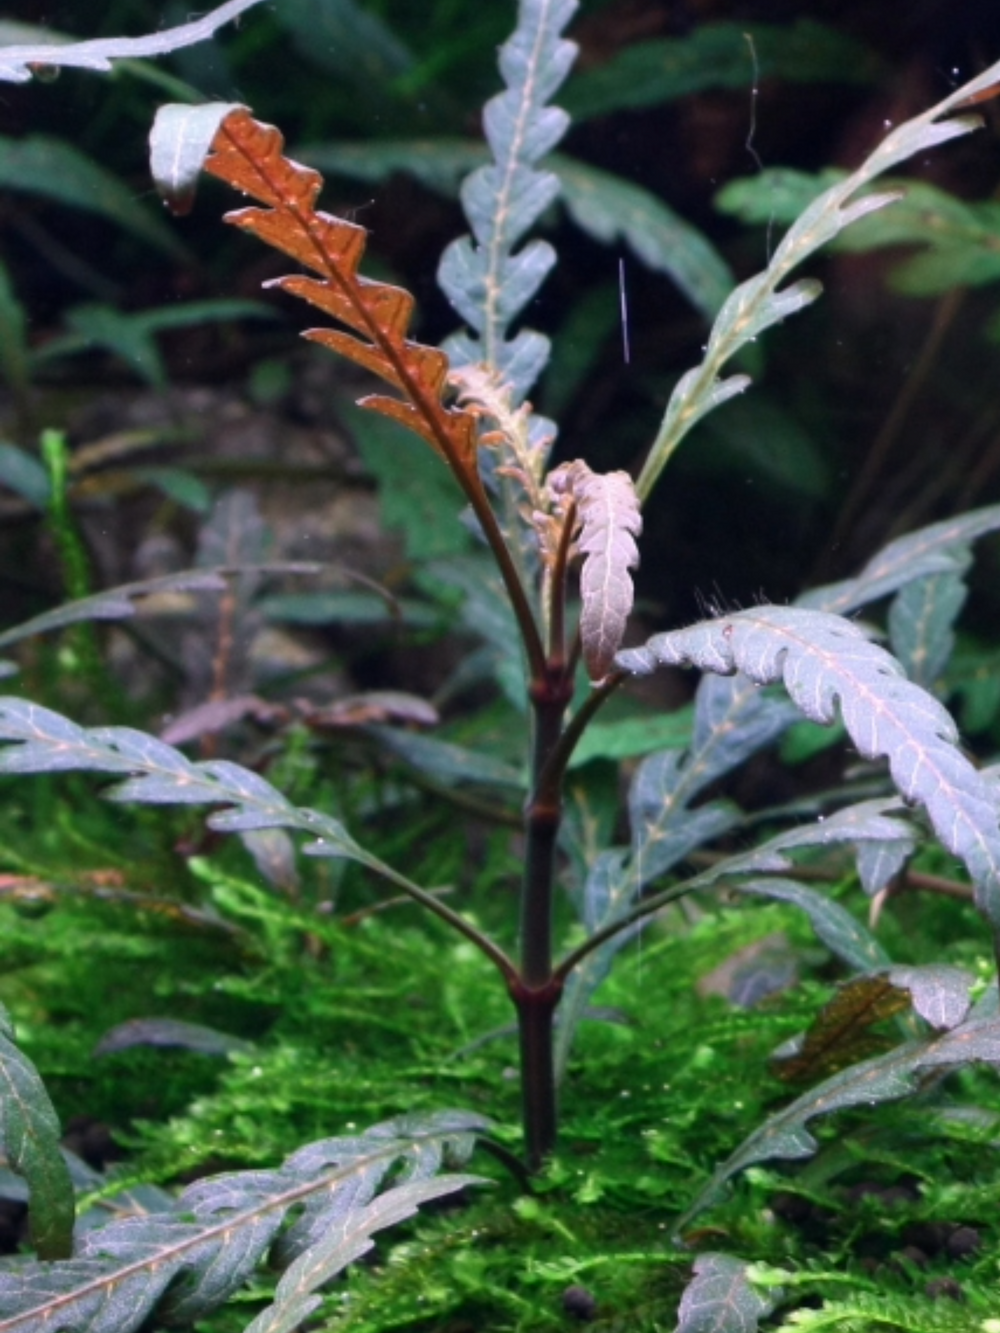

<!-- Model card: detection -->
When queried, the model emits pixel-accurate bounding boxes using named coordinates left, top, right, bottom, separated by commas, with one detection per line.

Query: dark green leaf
left=563, top=20, right=880, bottom=121
left=0, top=1003, right=74, bottom=1260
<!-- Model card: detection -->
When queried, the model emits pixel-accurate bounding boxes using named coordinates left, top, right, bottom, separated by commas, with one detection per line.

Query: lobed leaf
left=200, top=109, right=484, bottom=494
left=800, top=502, right=1000, bottom=615
left=723, top=878, right=893, bottom=978
left=0, top=1111, right=486, bottom=1333
left=439, top=0, right=578, bottom=402
left=301, top=139, right=732, bottom=322
left=553, top=461, right=642, bottom=681
left=618, top=606, right=1000, bottom=927
left=0, top=0, right=267, bottom=82
left=675, top=1012, right=1000, bottom=1234
left=635, top=48, right=1000, bottom=500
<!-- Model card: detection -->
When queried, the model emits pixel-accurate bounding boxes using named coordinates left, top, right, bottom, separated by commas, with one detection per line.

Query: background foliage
left=4, top=2, right=1000, bottom=1330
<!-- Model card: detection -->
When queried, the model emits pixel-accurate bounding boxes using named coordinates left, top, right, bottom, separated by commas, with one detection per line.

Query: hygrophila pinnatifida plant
left=5, top=3, right=1000, bottom=1330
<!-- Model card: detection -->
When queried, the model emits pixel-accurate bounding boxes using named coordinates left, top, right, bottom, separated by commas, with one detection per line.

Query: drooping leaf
left=674, top=1251, right=775, bottom=1333
left=618, top=605, right=1000, bottom=927
left=0, top=1003, right=75, bottom=1260
left=149, top=102, right=243, bottom=215
left=563, top=19, right=880, bottom=121
left=801, top=503, right=1000, bottom=615
left=551, top=461, right=642, bottom=681
left=0, top=1110, right=485, bottom=1333
left=675, top=1012, right=1000, bottom=1234
left=201, top=109, right=484, bottom=496
left=0, top=0, right=268, bottom=83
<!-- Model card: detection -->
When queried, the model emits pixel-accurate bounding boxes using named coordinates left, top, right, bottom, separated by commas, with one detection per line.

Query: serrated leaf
left=636, top=49, right=1000, bottom=500
left=439, top=0, right=577, bottom=403
left=618, top=605, right=1000, bottom=927
left=0, top=1003, right=75, bottom=1260
left=0, top=0, right=268, bottom=83
left=204, top=109, right=484, bottom=492
left=554, top=461, right=642, bottom=680
left=802, top=502, right=1000, bottom=614
left=676, top=1013, right=1000, bottom=1234
left=0, top=1110, right=486, bottom=1333
left=675, top=1252, right=774, bottom=1333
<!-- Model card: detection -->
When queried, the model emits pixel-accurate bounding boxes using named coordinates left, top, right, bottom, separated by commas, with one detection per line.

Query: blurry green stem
left=41, top=429, right=107, bottom=701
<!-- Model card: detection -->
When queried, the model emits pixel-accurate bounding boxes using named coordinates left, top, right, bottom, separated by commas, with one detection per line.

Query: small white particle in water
left=883, top=119, right=892, bottom=128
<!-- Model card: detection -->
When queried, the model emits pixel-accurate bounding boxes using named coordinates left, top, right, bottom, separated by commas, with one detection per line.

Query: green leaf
left=553, top=153, right=732, bottom=320
left=0, top=136, right=184, bottom=256
left=563, top=19, right=881, bottom=121
left=888, top=567, right=969, bottom=689
left=0, top=1002, right=75, bottom=1260
left=675, top=1012, right=1000, bottom=1234
left=0, top=442, right=49, bottom=508
left=350, top=411, right=471, bottom=561
left=0, top=259, right=28, bottom=402
left=0, top=1110, right=485, bottom=1333
left=568, top=706, right=693, bottom=767
left=274, top=0, right=416, bottom=88
left=38, top=300, right=276, bottom=387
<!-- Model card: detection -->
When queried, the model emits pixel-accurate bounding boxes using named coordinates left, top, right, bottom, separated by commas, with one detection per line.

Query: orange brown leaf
left=203, top=108, right=483, bottom=492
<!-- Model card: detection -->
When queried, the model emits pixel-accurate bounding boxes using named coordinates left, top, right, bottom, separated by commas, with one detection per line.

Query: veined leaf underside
left=0, top=1111, right=486, bottom=1333
left=617, top=605, right=1000, bottom=927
